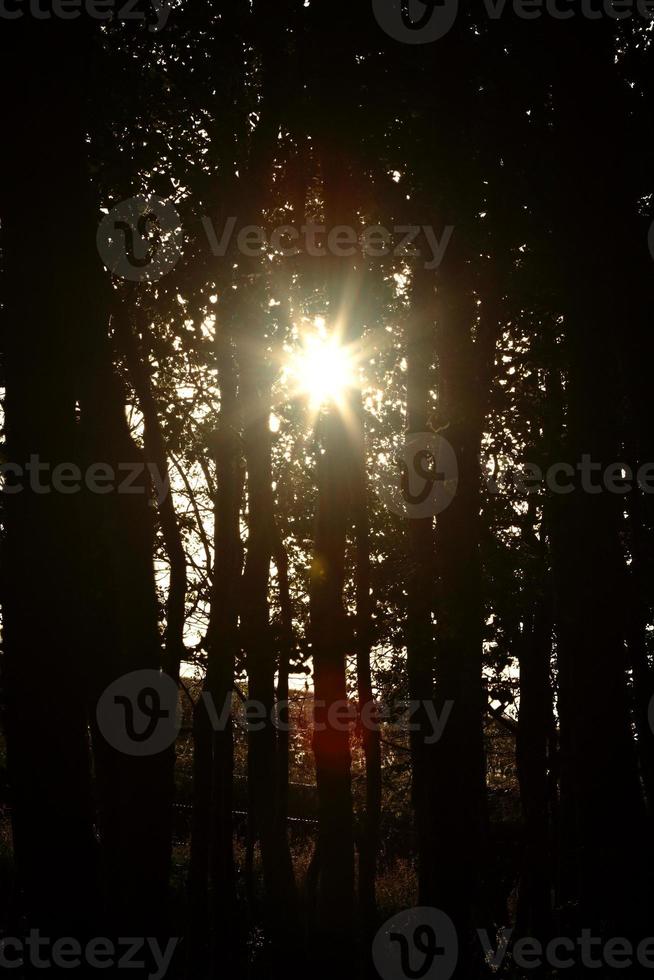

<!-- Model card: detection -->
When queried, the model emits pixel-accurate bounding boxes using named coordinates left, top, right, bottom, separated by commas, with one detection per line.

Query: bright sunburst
left=285, top=319, right=357, bottom=411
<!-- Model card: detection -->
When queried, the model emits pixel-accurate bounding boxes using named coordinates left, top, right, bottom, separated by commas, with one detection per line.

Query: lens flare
left=286, top=324, right=356, bottom=410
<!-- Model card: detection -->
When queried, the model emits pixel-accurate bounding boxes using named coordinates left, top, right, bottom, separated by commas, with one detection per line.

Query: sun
left=285, top=320, right=357, bottom=411
left=295, top=336, right=355, bottom=409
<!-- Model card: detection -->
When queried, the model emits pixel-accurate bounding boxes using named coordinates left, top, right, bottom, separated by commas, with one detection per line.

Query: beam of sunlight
left=282, top=317, right=358, bottom=414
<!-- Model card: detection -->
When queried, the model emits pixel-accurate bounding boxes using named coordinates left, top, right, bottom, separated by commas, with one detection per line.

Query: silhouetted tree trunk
left=404, top=270, right=437, bottom=904
left=304, top=116, right=362, bottom=966
left=3, top=26, right=173, bottom=943
left=239, top=300, right=298, bottom=949
left=1, top=31, right=100, bottom=937
left=625, top=488, right=654, bottom=814
left=515, top=560, right=554, bottom=944
left=429, top=252, right=495, bottom=973
left=114, top=305, right=187, bottom=685
left=542, top=20, right=651, bottom=941
left=352, top=394, right=382, bottom=944
left=309, top=405, right=355, bottom=966
left=273, top=534, right=294, bottom=826
left=82, top=354, right=172, bottom=938
left=112, top=303, right=187, bottom=932
left=188, top=322, right=242, bottom=978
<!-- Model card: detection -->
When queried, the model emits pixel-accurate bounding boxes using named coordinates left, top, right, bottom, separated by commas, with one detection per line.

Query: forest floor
left=0, top=718, right=521, bottom=977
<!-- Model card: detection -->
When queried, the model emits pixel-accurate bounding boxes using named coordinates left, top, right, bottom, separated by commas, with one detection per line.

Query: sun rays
left=281, top=317, right=360, bottom=417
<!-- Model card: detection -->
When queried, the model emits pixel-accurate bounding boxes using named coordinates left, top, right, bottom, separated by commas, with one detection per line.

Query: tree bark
left=352, top=396, right=382, bottom=944
left=404, top=270, right=438, bottom=905
left=309, top=407, right=355, bottom=966
left=515, top=568, right=555, bottom=944
left=239, top=308, right=298, bottom=946
left=2, top=25, right=173, bottom=942
left=188, top=322, right=242, bottom=978
left=429, top=253, right=495, bottom=973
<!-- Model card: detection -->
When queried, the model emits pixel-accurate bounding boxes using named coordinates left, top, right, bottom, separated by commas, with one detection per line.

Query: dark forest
left=2, top=2, right=654, bottom=978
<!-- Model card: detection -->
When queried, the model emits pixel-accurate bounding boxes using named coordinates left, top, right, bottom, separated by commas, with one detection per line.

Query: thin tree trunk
left=273, top=535, right=294, bottom=826
left=111, top=303, right=188, bottom=940
left=625, top=487, right=654, bottom=815
left=208, top=332, right=243, bottom=977
left=309, top=406, right=355, bottom=966
left=239, top=319, right=298, bottom=944
left=429, top=255, right=495, bottom=974
left=188, top=323, right=242, bottom=978
left=404, top=270, right=437, bottom=904
left=515, top=583, right=555, bottom=943
left=306, top=144, right=363, bottom=970
left=113, top=305, right=187, bottom=685
left=352, top=396, right=382, bottom=946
